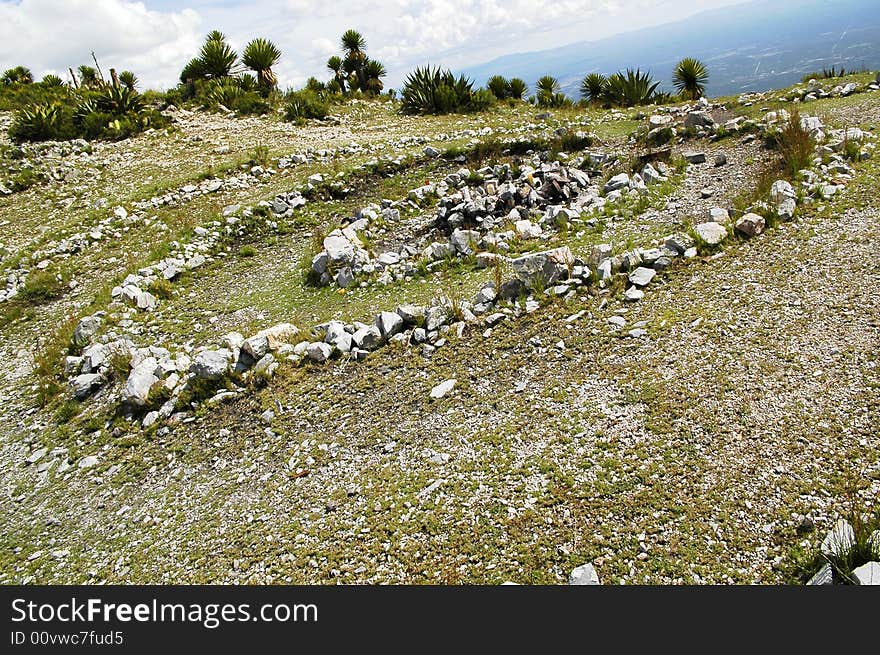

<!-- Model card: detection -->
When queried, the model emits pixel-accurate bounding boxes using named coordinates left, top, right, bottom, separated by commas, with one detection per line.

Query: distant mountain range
left=460, top=0, right=880, bottom=98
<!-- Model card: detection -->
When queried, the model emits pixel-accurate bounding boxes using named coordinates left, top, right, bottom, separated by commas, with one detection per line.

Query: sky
left=0, top=0, right=752, bottom=90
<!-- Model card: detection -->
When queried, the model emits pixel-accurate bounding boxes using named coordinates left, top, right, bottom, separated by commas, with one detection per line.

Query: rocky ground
left=0, top=74, right=878, bottom=584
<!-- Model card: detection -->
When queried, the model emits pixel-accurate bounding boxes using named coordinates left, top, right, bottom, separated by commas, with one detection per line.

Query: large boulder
left=375, top=311, right=404, bottom=339
left=123, top=357, right=159, bottom=407
left=70, top=373, right=104, bottom=399
left=694, top=222, right=728, bottom=246
left=510, top=247, right=574, bottom=289
left=190, top=349, right=232, bottom=380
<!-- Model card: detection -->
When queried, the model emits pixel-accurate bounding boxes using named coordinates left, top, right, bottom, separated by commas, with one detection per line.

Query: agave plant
left=199, top=36, right=238, bottom=79
left=93, top=85, right=145, bottom=115
left=40, top=74, right=65, bottom=87
left=508, top=77, right=527, bottom=99
left=118, top=70, right=138, bottom=91
left=400, top=66, right=474, bottom=115
left=202, top=78, right=245, bottom=109
left=673, top=58, right=708, bottom=100
left=9, top=102, right=60, bottom=142
left=487, top=75, right=509, bottom=99
left=2, top=66, right=34, bottom=85
left=242, top=37, right=281, bottom=92
left=580, top=72, right=606, bottom=103
left=327, top=55, right=346, bottom=93
left=602, top=69, right=659, bottom=107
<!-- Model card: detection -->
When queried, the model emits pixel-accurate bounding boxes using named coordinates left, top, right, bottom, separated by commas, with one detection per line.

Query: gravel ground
left=1, top=87, right=878, bottom=584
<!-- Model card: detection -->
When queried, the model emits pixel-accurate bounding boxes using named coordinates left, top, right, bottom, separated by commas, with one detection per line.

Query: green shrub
left=602, top=69, right=660, bottom=107
left=283, top=90, right=329, bottom=122
left=147, top=278, right=174, bottom=299
left=487, top=75, right=509, bottom=99
left=20, top=268, right=67, bottom=302
left=470, top=88, right=496, bottom=112
left=775, top=109, right=815, bottom=178
left=400, top=66, right=480, bottom=115
left=240, top=245, right=257, bottom=257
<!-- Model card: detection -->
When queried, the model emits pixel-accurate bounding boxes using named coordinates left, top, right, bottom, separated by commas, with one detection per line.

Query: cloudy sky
left=0, top=0, right=750, bottom=90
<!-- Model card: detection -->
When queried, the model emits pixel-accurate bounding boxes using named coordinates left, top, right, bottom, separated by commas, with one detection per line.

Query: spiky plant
left=40, top=74, right=65, bottom=87
left=237, top=73, right=259, bottom=92
left=118, top=70, right=138, bottom=91
left=341, top=29, right=367, bottom=57
left=508, top=77, right=527, bottom=99
left=242, top=37, right=281, bottom=92
left=180, top=58, right=204, bottom=84
left=197, top=33, right=238, bottom=79
left=487, top=75, right=509, bottom=99
left=673, top=57, right=708, bottom=100
left=9, top=102, right=61, bottom=142
left=400, top=66, right=475, bottom=115
left=77, top=65, right=101, bottom=88
left=362, top=59, right=386, bottom=95
left=2, top=66, right=34, bottom=85
left=580, top=72, right=606, bottom=103
left=536, top=75, right=560, bottom=96
left=93, top=85, right=145, bottom=115
left=602, top=69, right=659, bottom=107
left=327, top=55, right=346, bottom=93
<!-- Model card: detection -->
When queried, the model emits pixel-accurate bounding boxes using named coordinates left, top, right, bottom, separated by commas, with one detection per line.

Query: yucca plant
left=536, top=75, right=568, bottom=107
left=536, top=75, right=560, bottom=96
left=202, top=79, right=245, bottom=109
left=580, top=72, right=606, bottom=103
left=327, top=55, right=346, bottom=93
left=602, top=69, right=659, bottom=107
left=362, top=59, right=386, bottom=94
left=673, top=58, right=708, bottom=100
left=40, top=74, right=65, bottom=87
left=118, top=70, right=138, bottom=91
left=2, top=66, right=34, bottom=85
left=242, top=37, right=281, bottom=93
left=77, top=65, right=101, bottom=88
left=508, top=77, right=527, bottom=99
left=197, top=32, right=238, bottom=79
left=487, top=75, right=509, bottom=99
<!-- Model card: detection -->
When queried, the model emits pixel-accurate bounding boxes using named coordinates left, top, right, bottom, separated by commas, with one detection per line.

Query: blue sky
left=0, top=0, right=751, bottom=90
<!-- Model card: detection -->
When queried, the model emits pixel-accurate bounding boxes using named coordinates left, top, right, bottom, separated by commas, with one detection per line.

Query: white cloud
left=0, top=0, right=748, bottom=90
left=0, top=0, right=202, bottom=88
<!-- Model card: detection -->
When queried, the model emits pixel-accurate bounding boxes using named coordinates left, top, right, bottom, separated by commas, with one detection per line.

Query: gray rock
left=123, top=357, right=159, bottom=407
left=684, top=111, right=714, bottom=129
left=424, top=145, right=441, bottom=158
left=603, top=173, right=630, bottom=194
left=777, top=198, right=796, bottom=221
left=78, top=455, right=99, bottom=469
left=852, top=561, right=879, bottom=585
left=253, top=353, right=277, bottom=376
left=708, top=207, right=729, bottom=223
left=807, top=563, right=833, bottom=585
left=376, top=311, right=404, bottom=339
left=26, top=448, right=48, bottom=465
left=628, top=267, right=656, bottom=287
left=306, top=342, right=332, bottom=363
left=510, top=247, right=574, bottom=289
left=70, top=373, right=103, bottom=399
left=190, top=349, right=232, bottom=380
left=714, top=153, right=728, bottom=167
left=72, top=316, right=101, bottom=347
left=624, top=286, right=645, bottom=302
left=735, top=213, right=765, bottom=237
left=568, top=562, right=600, bottom=585
left=323, top=232, right=356, bottom=263
left=473, top=283, right=497, bottom=305
left=334, top=267, right=355, bottom=288
left=821, top=519, right=856, bottom=557
left=396, top=304, right=426, bottom=325
left=664, top=233, right=695, bottom=255
left=425, top=306, right=448, bottom=331
left=450, top=229, right=480, bottom=256
left=352, top=325, right=383, bottom=350
left=261, top=409, right=275, bottom=425
left=242, top=334, right=269, bottom=360
left=683, top=151, right=706, bottom=164
left=429, top=379, right=456, bottom=399
left=485, top=312, right=506, bottom=327
left=770, top=179, right=797, bottom=204
left=694, top=221, right=728, bottom=245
